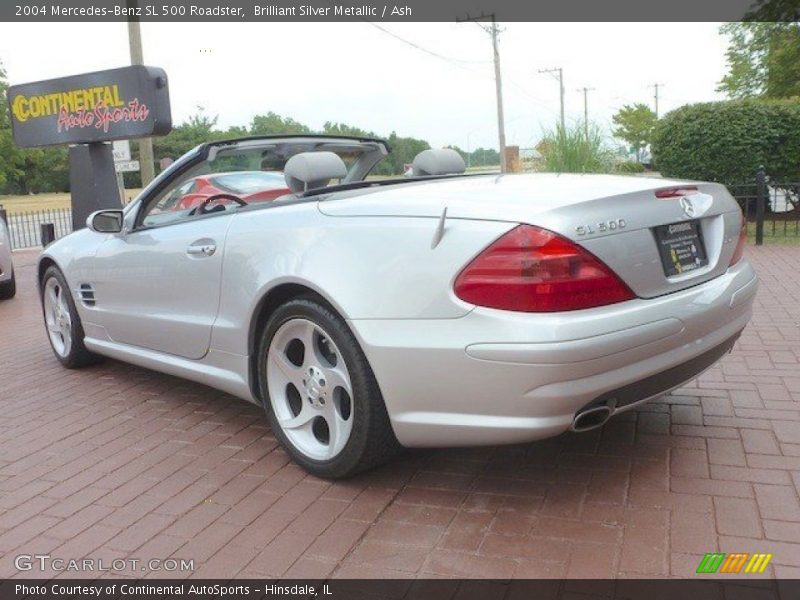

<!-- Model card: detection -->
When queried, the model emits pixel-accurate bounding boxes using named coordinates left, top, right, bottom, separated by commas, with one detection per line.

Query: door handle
left=186, top=244, right=216, bottom=256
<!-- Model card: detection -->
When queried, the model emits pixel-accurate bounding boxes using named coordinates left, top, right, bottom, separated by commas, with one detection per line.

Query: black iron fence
left=0, top=206, right=73, bottom=250
left=728, top=169, right=800, bottom=245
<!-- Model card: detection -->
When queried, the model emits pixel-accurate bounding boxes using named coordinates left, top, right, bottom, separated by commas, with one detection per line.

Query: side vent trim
left=76, top=284, right=96, bottom=307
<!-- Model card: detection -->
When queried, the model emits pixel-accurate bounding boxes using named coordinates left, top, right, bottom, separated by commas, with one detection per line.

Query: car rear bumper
left=349, top=259, right=758, bottom=447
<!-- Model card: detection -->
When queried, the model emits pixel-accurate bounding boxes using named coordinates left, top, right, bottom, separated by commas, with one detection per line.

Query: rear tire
left=41, top=266, right=101, bottom=368
left=0, top=271, right=15, bottom=300
left=257, top=298, right=401, bottom=478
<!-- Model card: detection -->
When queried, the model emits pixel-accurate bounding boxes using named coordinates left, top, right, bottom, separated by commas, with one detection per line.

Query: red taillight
left=730, top=213, right=747, bottom=266
left=454, top=225, right=636, bottom=312
left=655, top=186, right=698, bottom=198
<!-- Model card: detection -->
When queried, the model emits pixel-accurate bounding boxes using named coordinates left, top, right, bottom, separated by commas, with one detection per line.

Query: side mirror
left=87, top=210, right=124, bottom=234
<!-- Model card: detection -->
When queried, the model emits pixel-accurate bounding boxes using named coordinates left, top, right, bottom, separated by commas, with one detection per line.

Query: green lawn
left=0, top=192, right=72, bottom=214
left=747, top=221, right=800, bottom=245
left=0, top=190, right=142, bottom=214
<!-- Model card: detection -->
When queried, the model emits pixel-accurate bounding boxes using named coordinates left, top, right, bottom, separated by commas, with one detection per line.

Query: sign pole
left=116, top=171, right=126, bottom=205
left=68, top=143, right=122, bottom=230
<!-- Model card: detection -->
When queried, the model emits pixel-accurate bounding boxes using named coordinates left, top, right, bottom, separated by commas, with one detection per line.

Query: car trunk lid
left=318, top=173, right=743, bottom=299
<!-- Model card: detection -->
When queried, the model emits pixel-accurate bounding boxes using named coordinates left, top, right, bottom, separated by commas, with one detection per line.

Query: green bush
left=651, top=98, right=800, bottom=184
left=614, top=160, right=646, bottom=174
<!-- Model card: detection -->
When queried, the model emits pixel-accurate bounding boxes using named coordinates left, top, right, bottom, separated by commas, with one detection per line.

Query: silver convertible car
left=38, top=135, right=757, bottom=477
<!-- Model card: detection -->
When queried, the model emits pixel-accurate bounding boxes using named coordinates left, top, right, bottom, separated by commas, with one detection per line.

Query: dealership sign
left=7, top=65, right=171, bottom=148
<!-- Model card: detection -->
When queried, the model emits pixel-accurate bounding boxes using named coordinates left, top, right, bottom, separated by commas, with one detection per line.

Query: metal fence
left=728, top=170, right=800, bottom=245
left=0, top=207, right=73, bottom=250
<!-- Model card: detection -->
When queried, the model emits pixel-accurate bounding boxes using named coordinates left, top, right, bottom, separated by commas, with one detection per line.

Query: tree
left=8, top=147, right=69, bottom=194
left=185, top=106, right=219, bottom=135
left=746, top=0, right=800, bottom=21
left=250, top=112, right=311, bottom=136
left=152, top=107, right=225, bottom=163
left=223, top=125, right=248, bottom=138
left=0, top=61, right=10, bottom=189
left=321, top=121, right=372, bottom=138
left=468, top=147, right=500, bottom=168
left=651, top=98, right=800, bottom=186
left=0, top=59, right=8, bottom=129
left=612, top=103, right=658, bottom=162
left=0, top=59, right=26, bottom=192
left=717, top=22, right=800, bottom=99
left=382, top=132, right=428, bottom=175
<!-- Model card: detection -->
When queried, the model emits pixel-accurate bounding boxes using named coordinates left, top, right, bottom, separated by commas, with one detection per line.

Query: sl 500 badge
left=576, top=219, right=627, bottom=236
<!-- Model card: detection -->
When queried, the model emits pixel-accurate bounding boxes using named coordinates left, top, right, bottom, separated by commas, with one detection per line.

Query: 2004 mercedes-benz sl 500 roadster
left=38, top=135, right=757, bottom=477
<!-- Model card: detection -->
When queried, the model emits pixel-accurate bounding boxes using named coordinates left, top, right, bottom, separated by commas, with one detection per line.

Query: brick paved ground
left=1, top=246, right=799, bottom=580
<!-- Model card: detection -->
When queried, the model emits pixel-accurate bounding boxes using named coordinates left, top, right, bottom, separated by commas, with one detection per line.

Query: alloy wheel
left=266, top=318, right=354, bottom=460
left=43, top=277, right=72, bottom=357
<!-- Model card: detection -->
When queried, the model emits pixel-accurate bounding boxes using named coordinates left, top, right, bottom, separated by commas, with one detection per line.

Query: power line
left=503, top=77, right=561, bottom=116
left=366, top=23, right=491, bottom=67
left=366, top=22, right=564, bottom=150
left=367, top=23, right=559, bottom=115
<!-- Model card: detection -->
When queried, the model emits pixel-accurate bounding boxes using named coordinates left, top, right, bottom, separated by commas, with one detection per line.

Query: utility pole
left=127, top=0, right=155, bottom=187
left=489, top=19, right=506, bottom=173
left=578, top=86, right=594, bottom=140
left=649, top=83, right=664, bottom=118
left=457, top=13, right=507, bottom=173
left=539, top=67, right=565, bottom=131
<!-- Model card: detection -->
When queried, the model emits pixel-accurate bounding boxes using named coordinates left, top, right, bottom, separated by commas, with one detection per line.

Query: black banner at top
left=1, top=0, right=798, bottom=22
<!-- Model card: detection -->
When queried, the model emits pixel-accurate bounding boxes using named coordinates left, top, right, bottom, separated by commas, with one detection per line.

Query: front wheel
left=41, top=266, right=100, bottom=368
left=257, top=298, right=400, bottom=478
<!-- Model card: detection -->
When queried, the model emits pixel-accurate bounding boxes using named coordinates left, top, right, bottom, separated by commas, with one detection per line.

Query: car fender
left=37, top=229, right=102, bottom=317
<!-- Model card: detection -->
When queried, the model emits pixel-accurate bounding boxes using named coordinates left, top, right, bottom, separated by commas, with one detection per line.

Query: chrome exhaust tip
left=571, top=405, right=612, bottom=433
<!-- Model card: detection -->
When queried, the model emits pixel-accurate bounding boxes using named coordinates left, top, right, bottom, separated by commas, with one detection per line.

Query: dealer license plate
left=653, top=220, right=708, bottom=277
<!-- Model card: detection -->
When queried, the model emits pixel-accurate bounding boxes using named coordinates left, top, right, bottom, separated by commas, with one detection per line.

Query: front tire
left=0, top=271, right=15, bottom=299
left=41, top=266, right=100, bottom=368
left=257, top=298, right=400, bottom=478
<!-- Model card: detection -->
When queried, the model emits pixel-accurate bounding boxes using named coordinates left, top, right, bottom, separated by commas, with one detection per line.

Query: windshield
left=210, top=171, right=287, bottom=194
left=137, top=136, right=390, bottom=229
